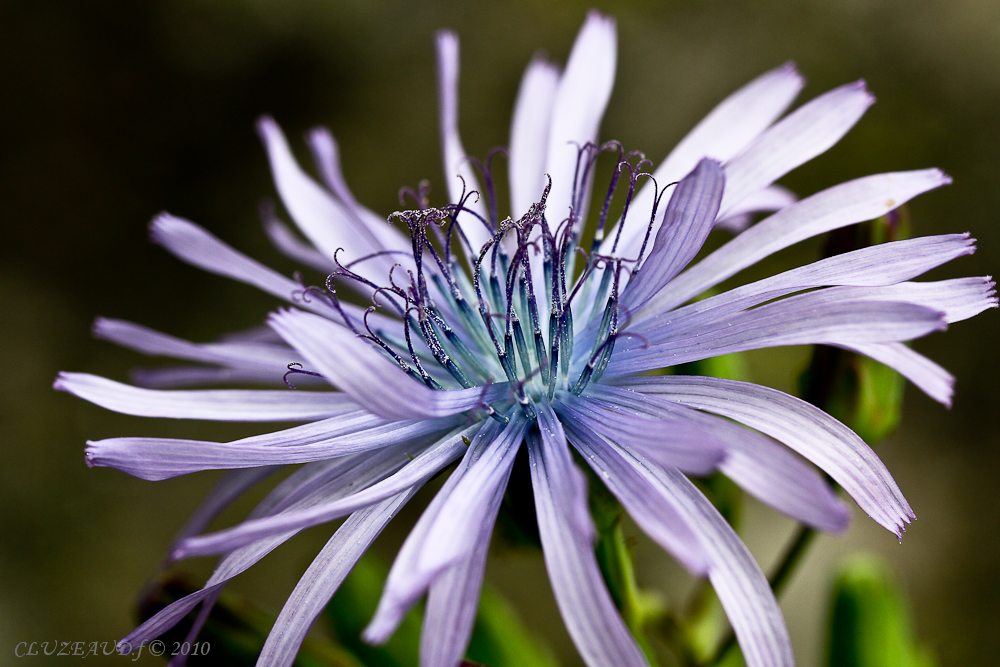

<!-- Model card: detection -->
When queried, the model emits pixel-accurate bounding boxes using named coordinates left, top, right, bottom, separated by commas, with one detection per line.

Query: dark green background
left=2, top=0, right=998, bottom=665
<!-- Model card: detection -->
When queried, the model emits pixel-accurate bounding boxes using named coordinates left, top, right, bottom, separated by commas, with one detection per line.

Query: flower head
left=56, top=11, right=994, bottom=667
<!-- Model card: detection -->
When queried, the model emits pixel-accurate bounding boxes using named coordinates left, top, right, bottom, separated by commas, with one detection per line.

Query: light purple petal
left=164, top=466, right=280, bottom=565
left=527, top=427, right=648, bottom=667
left=622, top=158, right=725, bottom=311
left=257, top=117, right=392, bottom=272
left=580, top=384, right=849, bottom=532
left=826, top=278, right=997, bottom=323
left=543, top=11, right=617, bottom=228
left=435, top=30, right=490, bottom=254
left=256, top=490, right=416, bottom=667
left=633, top=234, right=976, bottom=342
left=93, top=317, right=296, bottom=371
left=612, top=297, right=946, bottom=375
left=560, top=419, right=709, bottom=574
left=54, top=372, right=353, bottom=421
left=720, top=80, right=874, bottom=215
left=87, top=414, right=460, bottom=481
left=175, top=425, right=474, bottom=556
left=420, top=485, right=501, bottom=667
left=305, top=126, right=409, bottom=254
left=578, top=439, right=794, bottom=667
left=840, top=341, right=954, bottom=406
left=149, top=213, right=352, bottom=322
left=364, top=418, right=504, bottom=643
left=509, top=56, right=560, bottom=218
left=260, top=206, right=338, bottom=273
left=268, top=308, right=510, bottom=420
left=417, top=414, right=529, bottom=577
left=606, top=62, right=804, bottom=258
left=555, top=392, right=726, bottom=476
left=640, top=169, right=952, bottom=316
left=615, top=375, right=915, bottom=537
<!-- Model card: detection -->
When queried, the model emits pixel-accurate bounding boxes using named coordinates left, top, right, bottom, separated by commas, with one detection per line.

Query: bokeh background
left=2, top=0, right=999, bottom=665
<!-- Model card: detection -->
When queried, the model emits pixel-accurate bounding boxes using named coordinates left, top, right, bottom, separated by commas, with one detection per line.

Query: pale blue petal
left=257, top=117, right=394, bottom=273
left=435, top=30, right=490, bottom=254
left=560, top=419, right=709, bottom=574
left=640, top=169, right=952, bottom=316
left=364, top=419, right=503, bottom=644
left=622, top=158, right=725, bottom=311
left=268, top=308, right=511, bottom=420
left=720, top=80, right=873, bottom=215
left=256, top=490, right=416, bottom=667
left=615, top=376, right=915, bottom=537
left=555, top=393, right=726, bottom=476
left=54, top=372, right=354, bottom=421
left=611, top=297, right=946, bottom=375
left=509, top=56, right=559, bottom=218
left=578, top=439, right=794, bottom=667
left=841, top=341, right=954, bottom=406
left=605, top=62, right=804, bottom=258
left=175, top=425, right=475, bottom=557
left=527, top=428, right=648, bottom=667
left=581, top=384, right=849, bottom=532
left=87, top=414, right=461, bottom=481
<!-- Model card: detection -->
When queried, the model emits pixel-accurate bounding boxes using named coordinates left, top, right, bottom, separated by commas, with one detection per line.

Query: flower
left=55, top=11, right=994, bottom=667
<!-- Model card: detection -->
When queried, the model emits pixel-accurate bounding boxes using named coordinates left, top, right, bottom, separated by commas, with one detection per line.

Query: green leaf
left=826, top=555, right=936, bottom=667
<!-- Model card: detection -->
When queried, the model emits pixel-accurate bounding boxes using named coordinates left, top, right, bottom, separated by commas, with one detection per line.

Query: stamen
left=283, top=363, right=326, bottom=389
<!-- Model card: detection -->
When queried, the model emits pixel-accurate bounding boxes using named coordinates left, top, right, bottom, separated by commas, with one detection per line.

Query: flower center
left=312, top=141, right=669, bottom=423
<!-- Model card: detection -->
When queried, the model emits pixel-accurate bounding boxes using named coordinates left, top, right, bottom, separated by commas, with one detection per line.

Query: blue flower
left=56, top=12, right=994, bottom=667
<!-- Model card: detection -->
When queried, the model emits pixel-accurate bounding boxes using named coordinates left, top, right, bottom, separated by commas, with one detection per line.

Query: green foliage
left=826, top=555, right=936, bottom=667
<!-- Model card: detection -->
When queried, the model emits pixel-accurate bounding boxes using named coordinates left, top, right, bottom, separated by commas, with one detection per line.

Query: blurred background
left=2, top=0, right=999, bottom=665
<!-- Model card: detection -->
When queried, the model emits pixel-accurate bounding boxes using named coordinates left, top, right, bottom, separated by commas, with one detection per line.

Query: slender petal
left=527, top=427, right=648, bottom=667
left=611, top=298, right=947, bottom=375
left=420, top=485, right=501, bottom=667
left=174, top=425, right=474, bottom=556
left=628, top=234, right=977, bottom=345
left=87, top=415, right=460, bottom=481
left=840, top=341, right=955, bottom=406
left=574, top=437, right=794, bottom=667
left=269, top=308, right=510, bottom=420
left=560, top=419, right=709, bottom=574
left=260, top=206, right=338, bottom=273
left=125, top=446, right=413, bottom=650
left=606, top=61, right=804, bottom=257
left=509, top=56, right=560, bottom=218
left=306, top=126, right=409, bottom=253
left=164, top=467, right=280, bottom=564
left=257, top=117, right=393, bottom=272
left=580, top=384, right=849, bottom=532
left=543, top=11, right=617, bottom=227
left=54, top=372, right=353, bottom=421
left=435, top=30, right=490, bottom=253
left=640, top=169, right=952, bottom=316
left=150, top=212, right=351, bottom=322
left=824, top=278, right=997, bottom=323
left=615, top=375, right=915, bottom=536
left=555, top=392, right=726, bottom=476
left=93, top=317, right=295, bottom=371
left=256, top=490, right=416, bottom=667
left=364, top=419, right=503, bottom=643
left=720, top=80, right=874, bottom=215
left=622, top=158, right=725, bottom=310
